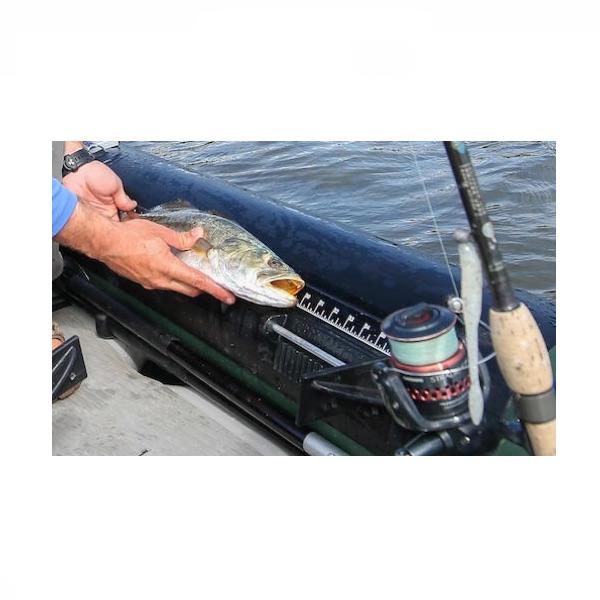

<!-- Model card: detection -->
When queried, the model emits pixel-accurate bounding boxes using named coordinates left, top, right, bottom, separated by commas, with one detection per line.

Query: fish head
left=207, top=240, right=304, bottom=307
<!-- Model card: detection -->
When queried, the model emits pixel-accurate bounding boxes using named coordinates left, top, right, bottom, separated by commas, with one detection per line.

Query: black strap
left=62, top=148, right=96, bottom=177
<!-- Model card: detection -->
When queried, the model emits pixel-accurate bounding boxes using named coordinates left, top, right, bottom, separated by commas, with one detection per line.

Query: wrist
left=91, top=218, right=122, bottom=262
left=63, top=146, right=96, bottom=177
left=56, top=201, right=119, bottom=261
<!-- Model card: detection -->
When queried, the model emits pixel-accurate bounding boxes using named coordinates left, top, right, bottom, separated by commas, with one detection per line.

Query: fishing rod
left=444, top=141, right=556, bottom=455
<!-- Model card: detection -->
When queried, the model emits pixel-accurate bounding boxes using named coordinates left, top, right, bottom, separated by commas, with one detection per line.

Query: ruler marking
left=297, top=300, right=390, bottom=356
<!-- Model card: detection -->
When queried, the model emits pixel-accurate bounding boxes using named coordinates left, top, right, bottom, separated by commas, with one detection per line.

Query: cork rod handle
left=489, top=303, right=556, bottom=456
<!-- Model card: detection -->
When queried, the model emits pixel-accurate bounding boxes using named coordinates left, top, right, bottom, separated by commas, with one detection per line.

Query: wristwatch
left=62, top=148, right=96, bottom=176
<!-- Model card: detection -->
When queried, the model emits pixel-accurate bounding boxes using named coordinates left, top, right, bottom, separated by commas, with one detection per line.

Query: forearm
left=54, top=198, right=235, bottom=302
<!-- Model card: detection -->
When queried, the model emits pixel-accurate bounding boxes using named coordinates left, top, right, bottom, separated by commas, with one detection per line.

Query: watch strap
left=62, top=148, right=96, bottom=176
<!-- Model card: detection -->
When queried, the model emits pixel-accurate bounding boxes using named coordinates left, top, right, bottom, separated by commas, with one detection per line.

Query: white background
left=1, top=2, right=596, bottom=599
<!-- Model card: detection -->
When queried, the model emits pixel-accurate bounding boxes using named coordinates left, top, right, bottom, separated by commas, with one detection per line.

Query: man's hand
left=63, top=160, right=137, bottom=221
left=56, top=201, right=236, bottom=304
left=101, top=218, right=235, bottom=301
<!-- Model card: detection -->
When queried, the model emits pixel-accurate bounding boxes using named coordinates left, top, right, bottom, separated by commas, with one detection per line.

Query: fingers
left=155, top=225, right=206, bottom=251
left=166, top=256, right=235, bottom=304
left=113, top=184, right=137, bottom=212
left=113, top=218, right=232, bottom=302
left=162, top=281, right=204, bottom=298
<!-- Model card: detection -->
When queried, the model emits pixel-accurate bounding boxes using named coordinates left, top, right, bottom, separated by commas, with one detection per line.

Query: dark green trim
left=89, top=274, right=373, bottom=456
left=494, top=438, right=529, bottom=456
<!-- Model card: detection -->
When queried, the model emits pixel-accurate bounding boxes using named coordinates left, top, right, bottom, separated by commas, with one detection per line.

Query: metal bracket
left=86, top=141, right=120, bottom=157
left=265, top=315, right=346, bottom=368
left=297, top=359, right=384, bottom=426
left=298, top=357, right=475, bottom=432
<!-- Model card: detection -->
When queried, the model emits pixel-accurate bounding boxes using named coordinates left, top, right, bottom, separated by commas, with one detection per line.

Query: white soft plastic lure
left=455, top=229, right=484, bottom=425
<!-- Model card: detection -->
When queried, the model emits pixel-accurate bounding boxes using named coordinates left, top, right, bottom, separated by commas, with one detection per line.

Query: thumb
left=113, top=185, right=137, bottom=212
left=157, top=226, right=206, bottom=251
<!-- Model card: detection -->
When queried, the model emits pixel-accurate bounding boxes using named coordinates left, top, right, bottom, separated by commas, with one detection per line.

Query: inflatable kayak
left=58, top=142, right=556, bottom=456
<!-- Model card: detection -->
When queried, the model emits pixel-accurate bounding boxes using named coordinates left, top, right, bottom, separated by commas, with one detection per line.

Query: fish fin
left=188, top=247, right=207, bottom=260
left=148, top=199, right=195, bottom=212
left=148, top=200, right=231, bottom=219
left=194, top=238, right=213, bottom=254
left=183, top=238, right=214, bottom=262
left=206, top=209, right=229, bottom=218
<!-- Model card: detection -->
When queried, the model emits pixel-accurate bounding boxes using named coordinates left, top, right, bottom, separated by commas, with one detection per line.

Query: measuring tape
left=295, top=287, right=390, bottom=357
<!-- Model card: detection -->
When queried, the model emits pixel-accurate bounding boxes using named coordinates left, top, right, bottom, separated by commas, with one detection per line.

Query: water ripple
left=126, top=141, right=555, bottom=298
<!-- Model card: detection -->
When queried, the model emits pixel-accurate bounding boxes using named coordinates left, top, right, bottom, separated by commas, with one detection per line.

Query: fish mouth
left=268, top=276, right=305, bottom=298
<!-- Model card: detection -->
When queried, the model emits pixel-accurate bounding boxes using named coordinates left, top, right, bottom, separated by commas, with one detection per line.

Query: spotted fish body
left=140, top=200, right=304, bottom=307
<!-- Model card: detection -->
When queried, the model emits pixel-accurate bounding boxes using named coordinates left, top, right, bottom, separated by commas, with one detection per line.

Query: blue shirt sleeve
left=52, top=178, right=78, bottom=237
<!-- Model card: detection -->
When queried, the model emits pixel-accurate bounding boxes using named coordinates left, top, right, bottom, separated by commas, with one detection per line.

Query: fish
left=136, top=200, right=305, bottom=307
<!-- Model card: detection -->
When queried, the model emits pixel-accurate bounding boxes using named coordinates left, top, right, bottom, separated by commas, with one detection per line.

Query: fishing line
left=455, top=314, right=496, bottom=363
left=408, top=142, right=460, bottom=298
left=408, top=143, right=495, bottom=363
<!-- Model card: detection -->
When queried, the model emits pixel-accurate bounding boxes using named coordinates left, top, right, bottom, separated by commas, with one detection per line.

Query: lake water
left=127, top=141, right=556, bottom=298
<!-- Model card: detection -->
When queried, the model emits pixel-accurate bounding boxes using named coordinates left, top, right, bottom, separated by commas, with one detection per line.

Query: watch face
left=65, top=155, right=77, bottom=170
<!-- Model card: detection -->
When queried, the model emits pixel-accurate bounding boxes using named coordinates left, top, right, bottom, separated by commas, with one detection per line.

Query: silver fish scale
left=144, top=208, right=271, bottom=254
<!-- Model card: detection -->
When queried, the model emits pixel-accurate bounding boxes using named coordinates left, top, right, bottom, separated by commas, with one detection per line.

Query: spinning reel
left=373, top=302, right=481, bottom=431
left=296, top=228, right=493, bottom=454
left=298, top=300, right=491, bottom=454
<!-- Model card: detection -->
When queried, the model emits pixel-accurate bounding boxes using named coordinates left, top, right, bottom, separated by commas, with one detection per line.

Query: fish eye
left=267, top=257, right=283, bottom=268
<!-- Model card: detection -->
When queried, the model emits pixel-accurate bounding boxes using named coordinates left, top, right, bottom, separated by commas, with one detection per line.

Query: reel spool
left=378, top=302, right=472, bottom=428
